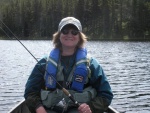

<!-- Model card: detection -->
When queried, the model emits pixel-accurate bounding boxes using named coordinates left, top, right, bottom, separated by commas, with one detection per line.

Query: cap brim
left=59, top=23, right=80, bottom=31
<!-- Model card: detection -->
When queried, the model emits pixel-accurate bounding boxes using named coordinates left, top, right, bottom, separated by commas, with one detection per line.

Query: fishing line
left=0, top=26, right=12, bottom=39
left=0, top=19, right=80, bottom=107
left=0, top=20, right=38, bottom=62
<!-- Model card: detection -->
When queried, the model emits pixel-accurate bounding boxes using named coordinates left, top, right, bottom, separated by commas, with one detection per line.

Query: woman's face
left=60, top=25, right=80, bottom=49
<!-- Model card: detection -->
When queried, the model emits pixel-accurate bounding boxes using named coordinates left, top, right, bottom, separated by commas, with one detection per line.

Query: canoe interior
left=8, top=99, right=119, bottom=113
left=8, top=100, right=30, bottom=113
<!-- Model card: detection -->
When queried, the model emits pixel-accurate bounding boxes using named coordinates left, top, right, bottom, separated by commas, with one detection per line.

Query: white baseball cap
left=58, top=17, right=82, bottom=32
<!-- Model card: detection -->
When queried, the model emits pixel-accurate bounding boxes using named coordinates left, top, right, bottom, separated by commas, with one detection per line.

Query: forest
left=0, top=0, right=150, bottom=41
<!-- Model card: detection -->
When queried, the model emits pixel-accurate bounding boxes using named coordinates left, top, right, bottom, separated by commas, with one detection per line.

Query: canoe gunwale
left=8, top=99, right=119, bottom=113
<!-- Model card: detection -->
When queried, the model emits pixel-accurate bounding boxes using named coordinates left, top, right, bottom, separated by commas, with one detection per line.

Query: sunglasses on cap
left=61, top=29, right=79, bottom=36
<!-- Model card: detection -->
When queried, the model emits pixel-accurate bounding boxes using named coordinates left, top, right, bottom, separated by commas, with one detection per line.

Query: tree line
left=0, top=0, right=150, bottom=40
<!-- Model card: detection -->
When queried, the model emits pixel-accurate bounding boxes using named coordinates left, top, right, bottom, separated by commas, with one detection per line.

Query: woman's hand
left=36, top=106, right=47, bottom=113
left=78, top=103, right=92, bottom=113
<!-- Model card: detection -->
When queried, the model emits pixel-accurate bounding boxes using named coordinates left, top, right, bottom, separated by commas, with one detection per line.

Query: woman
left=24, top=17, right=113, bottom=113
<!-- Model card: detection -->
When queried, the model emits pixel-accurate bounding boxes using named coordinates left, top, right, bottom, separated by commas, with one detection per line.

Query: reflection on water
left=0, top=40, right=150, bottom=113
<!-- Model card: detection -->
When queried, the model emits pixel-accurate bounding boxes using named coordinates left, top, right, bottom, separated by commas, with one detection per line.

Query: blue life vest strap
left=45, top=48, right=60, bottom=89
left=71, top=48, right=88, bottom=92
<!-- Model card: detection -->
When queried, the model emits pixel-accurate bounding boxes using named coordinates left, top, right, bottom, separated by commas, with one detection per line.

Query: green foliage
left=0, top=0, right=150, bottom=41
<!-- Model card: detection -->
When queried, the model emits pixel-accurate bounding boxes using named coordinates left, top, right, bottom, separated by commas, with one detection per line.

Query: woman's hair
left=52, top=31, right=87, bottom=50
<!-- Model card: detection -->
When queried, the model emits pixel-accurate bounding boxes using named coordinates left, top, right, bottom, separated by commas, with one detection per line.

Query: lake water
left=0, top=40, right=150, bottom=113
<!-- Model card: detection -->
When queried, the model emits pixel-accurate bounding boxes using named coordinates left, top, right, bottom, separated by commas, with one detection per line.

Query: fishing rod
left=0, top=19, right=80, bottom=107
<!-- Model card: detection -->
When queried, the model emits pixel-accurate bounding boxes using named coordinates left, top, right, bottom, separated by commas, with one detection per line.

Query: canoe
left=8, top=99, right=119, bottom=113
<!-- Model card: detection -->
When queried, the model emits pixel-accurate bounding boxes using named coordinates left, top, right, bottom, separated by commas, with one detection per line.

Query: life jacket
left=45, top=48, right=90, bottom=92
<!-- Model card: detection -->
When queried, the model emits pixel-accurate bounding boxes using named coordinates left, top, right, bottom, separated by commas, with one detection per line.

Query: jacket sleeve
left=24, top=58, right=46, bottom=113
left=87, top=57, right=113, bottom=113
